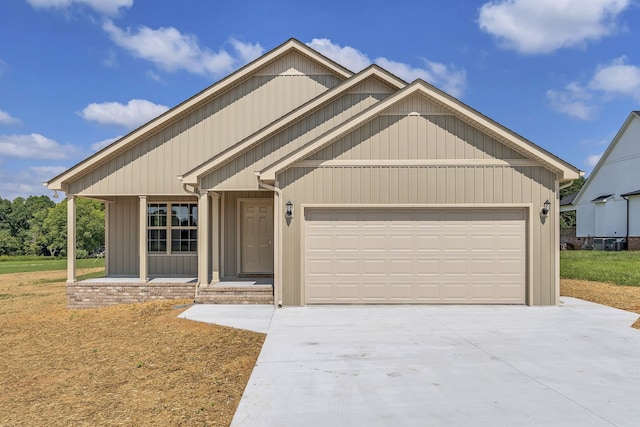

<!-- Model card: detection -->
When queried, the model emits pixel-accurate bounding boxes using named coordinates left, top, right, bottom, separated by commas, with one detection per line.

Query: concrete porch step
left=196, top=285, right=273, bottom=305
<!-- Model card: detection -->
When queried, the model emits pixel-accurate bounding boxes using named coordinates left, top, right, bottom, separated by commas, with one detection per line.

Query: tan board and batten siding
left=201, top=76, right=398, bottom=190
left=106, top=196, right=198, bottom=276
left=48, top=39, right=580, bottom=307
left=277, top=93, right=558, bottom=306
left=67, top=52, right=344, bottom=196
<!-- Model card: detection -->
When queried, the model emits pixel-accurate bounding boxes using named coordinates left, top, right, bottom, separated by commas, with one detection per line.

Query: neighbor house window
left=147, top=203, right=198, bottom=254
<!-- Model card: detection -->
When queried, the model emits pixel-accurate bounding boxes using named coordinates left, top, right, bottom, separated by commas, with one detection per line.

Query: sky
left=1, top=0, right=639, bottom=200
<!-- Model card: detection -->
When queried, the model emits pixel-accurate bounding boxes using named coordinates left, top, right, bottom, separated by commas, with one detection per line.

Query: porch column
left=67, top=195, right=76, bottom=284
left=139, top=196, right=148, bottom=283
left=210, top=193, right=220, bottom=283
left=198, top=191, right=210, bottom=287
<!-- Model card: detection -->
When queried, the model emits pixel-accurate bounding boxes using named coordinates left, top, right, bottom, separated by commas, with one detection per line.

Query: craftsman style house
left=47, top=39, right=580, bottom=308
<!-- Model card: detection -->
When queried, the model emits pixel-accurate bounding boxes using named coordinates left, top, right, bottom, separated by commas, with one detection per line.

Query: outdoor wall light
left=285, top=201, right=293, bottom=219
left=541, top=199, right=551, bottom=217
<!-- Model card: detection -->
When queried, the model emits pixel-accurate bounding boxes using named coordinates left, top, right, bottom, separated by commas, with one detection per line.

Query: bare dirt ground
left=561, top=279, right=640, bottom=329
left=0, top=269, right=264, bottom=426
left=1, top=271, right=637, bottom=426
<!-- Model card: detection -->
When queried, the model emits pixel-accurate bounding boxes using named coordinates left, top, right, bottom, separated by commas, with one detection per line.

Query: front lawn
left=560, top=250, right=640, bottom=286
left=0, top=256, right=105, bottom=274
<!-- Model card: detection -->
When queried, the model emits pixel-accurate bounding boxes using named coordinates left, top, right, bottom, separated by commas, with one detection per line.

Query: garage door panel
left=305, top=208, right=526, bottom=304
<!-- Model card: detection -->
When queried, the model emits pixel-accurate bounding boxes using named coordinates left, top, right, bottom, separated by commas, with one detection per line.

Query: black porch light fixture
left=285, top=201, right=293, bottom=219
left=541, top=199, right=551, bottom=217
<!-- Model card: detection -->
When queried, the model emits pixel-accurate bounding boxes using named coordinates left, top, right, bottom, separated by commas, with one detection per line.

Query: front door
left=240, top=200, right=274, bottom=274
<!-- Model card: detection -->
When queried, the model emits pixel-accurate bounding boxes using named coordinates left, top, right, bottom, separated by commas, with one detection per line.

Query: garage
left=304, top=208, right=527, bottom=304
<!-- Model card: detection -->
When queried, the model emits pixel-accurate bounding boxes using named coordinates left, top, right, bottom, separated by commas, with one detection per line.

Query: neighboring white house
left=568, top=111, right=640, bottom=250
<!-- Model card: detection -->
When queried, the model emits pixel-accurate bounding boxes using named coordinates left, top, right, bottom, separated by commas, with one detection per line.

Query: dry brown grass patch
left=561, top=279, right=640, bottom=329
left=0, top=269, right=264, bottom=426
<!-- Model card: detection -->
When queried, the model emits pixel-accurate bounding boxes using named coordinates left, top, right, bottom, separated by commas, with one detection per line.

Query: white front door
left=240, top=200, right=274, bottom=274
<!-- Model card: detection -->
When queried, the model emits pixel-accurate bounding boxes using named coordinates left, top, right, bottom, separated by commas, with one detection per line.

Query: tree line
left=0, top=195, right=105, bottom=258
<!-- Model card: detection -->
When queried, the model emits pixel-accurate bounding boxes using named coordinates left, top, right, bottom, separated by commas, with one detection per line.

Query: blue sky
left=1, top=0, right=639, bottom=200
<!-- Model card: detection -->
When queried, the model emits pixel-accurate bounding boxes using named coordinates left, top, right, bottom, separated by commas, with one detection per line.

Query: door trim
left=301, top=203, right=532, bottom=306
left=236, top=198, right=274, bottom=275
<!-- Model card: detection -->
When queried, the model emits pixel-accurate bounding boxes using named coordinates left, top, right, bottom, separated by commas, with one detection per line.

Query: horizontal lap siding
left=69, top=52, right=343, bottom=196
left=278, top=104, right=557, bottom=306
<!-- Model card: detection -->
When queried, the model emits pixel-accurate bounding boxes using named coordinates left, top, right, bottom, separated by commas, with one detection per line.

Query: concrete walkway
left=180, top=299, right=640, bottom=426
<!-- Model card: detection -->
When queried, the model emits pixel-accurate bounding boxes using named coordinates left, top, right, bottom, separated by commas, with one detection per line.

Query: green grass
left=0, top=257, right=105, bottom=275
left=560, top=251, right=640, bottom=286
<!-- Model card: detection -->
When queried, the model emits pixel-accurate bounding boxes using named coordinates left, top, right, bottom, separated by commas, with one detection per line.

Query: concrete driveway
left=184, top=299, right=640, bottom=426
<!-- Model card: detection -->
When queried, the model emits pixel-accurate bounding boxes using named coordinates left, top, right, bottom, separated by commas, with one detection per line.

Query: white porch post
left=198, top=191, right=210, bottom=287
left=66, top=195, right=76, bottom=284
left=210, top=193, right=220, bottom=283
left=139, top=196, right=148, bottom=283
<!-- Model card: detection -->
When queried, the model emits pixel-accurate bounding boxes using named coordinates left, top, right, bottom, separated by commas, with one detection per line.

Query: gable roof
left=572, top=111, right=640, bottom=206
left=591, top=194, right=614, bottom=203
left=46, top=39, right=354, bottom=192
left=259, top=79, right=582, bottom=182
left=560, top=192, right=578, bottom=206
left=621, top=189, right=640, bottom=197
left=178, top=65, right=406, bottom=186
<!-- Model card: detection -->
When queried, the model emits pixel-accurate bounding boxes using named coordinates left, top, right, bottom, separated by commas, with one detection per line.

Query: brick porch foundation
left=67, top=281, right=195, bottom=309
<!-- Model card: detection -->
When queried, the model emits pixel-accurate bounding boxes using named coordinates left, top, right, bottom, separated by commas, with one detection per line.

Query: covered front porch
left=65, top=190, right=276, bottom=308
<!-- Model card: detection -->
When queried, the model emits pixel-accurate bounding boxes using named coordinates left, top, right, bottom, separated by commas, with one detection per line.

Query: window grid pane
left=147, top=203, right=197, bottom=254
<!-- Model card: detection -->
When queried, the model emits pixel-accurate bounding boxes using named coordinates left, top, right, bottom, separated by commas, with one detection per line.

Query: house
left=567, top=111, right=640, bottom=250
left=46, top=39, right=581, bottom=308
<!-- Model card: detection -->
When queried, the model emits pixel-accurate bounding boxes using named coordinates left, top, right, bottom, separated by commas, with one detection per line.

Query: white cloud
left=0, top=133, right=76, bottom=160
left=103, top=21, right=263, bottom=77
left=102, top=49, right=118, bottom=68
left=548, top=56, right=640, bottom=119
left=0, top=109, right=21, bottom=125
left=546, top=83, right=595, bottom=120
left=78, top=99, right=168, bottom=129
left=0, top=166, right=68, bottom=200
left=306, top=38, right=371, bottom=72
left=306, top=38, right=466, bottom=97
left=27, top=0, right=132, bottom=16
left=376, top=57, right=466, bottom=98
left=146, top=70, right=163, bottom=83
left=478, top=0, right=632, bottom=54
left=31, top=165, right=68, bottom=178
left=588, top=56, right=640, bottom=98
left=586, top=152, right=604, bottom=167
left=91, top=135, right=121, bottom=151
left=229, top=38, right=264, bottom=64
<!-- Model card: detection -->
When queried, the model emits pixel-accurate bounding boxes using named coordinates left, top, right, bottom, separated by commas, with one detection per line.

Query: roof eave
left=45, top=38, right=354, bottom=191
left=260, top=80, right=581, bottom=180
left=179, top=65, right=407, bottom=184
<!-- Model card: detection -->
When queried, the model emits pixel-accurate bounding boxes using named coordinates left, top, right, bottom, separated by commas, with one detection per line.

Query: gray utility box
left=593, top=238, right=626, bottom=251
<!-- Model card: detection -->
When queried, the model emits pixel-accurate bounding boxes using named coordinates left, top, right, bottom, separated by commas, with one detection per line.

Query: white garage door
left=304, top=208, right=526, bottom=304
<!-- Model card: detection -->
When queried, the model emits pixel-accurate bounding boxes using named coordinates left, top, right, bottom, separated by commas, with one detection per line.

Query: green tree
left=560, top=176, right=586, bottom=228
left=41, top=198, right=105, bottom=257
left=41, top=202, right=67, bottom=257
left=0, top=197, right=11, bottom=231
left=0, top=229, right=19, bottom=256
left=77, top=198, right=105, bottom=254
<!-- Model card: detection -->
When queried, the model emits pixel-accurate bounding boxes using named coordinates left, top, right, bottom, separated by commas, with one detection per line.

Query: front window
left=147, top=203, right=197, bottom=254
